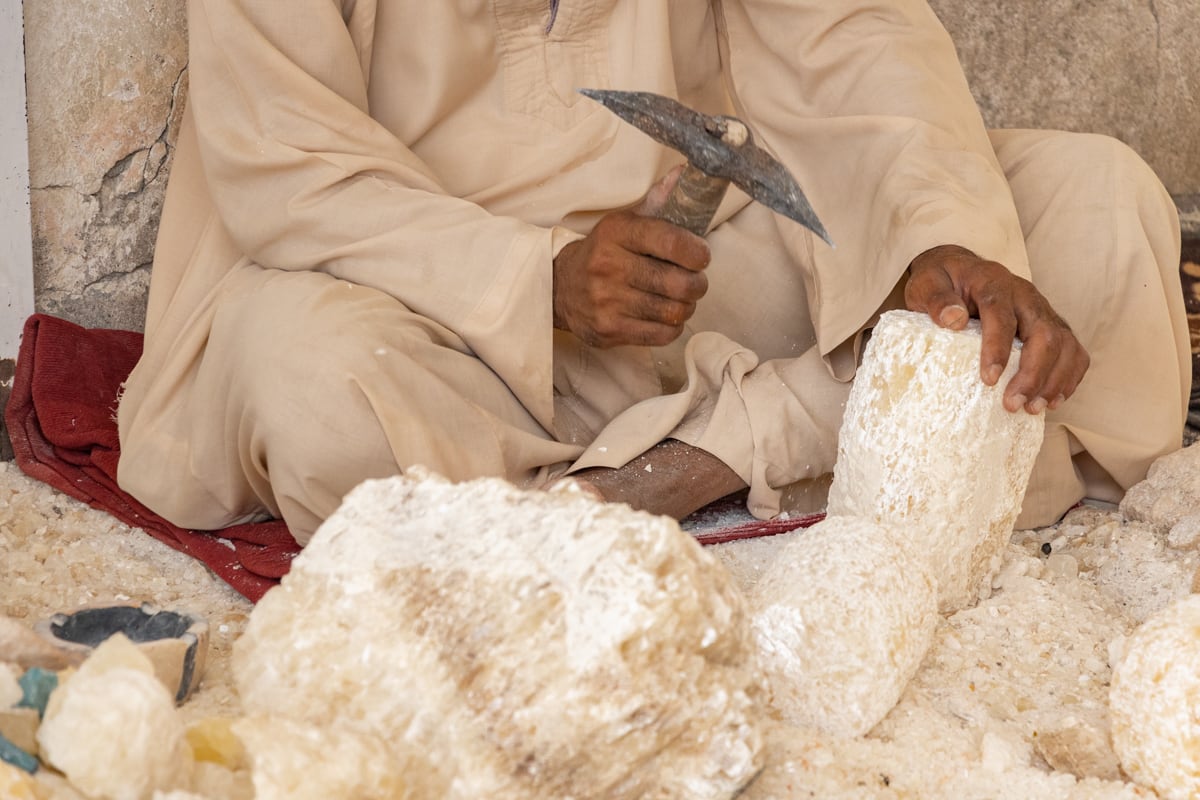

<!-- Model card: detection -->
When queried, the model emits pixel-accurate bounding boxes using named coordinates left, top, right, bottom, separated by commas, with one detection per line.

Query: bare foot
left=567, top=439, right=747, bottom=519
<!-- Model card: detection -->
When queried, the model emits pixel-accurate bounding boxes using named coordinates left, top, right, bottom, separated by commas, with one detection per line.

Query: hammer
left=580, top=88, right=832, bottom=244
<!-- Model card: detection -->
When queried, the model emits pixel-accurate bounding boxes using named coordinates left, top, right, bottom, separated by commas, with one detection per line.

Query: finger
left=905, top=266, right=970, bottom=331
left=621, top=214, right=711, bottom=273
left=1044, top=340, right=1091, bottom=410
left=629, top=291, right=697, bottom=327
left=635, top=164, right=686, bottom=218
left=629, top=256, right=709, bottom=304
left=973, top=289, right=1018, bottom=387
left=1027, top=345, right=1080, bottom=414
left=1001, top=321, right=1063, bottom=412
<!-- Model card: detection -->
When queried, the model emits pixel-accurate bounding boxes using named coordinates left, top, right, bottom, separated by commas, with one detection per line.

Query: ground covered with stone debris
left=3, top=440, right=1200, bottom=798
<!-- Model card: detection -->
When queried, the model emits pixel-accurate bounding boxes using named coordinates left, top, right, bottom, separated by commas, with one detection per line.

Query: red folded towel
left=5, top=314, right=823, bottom=603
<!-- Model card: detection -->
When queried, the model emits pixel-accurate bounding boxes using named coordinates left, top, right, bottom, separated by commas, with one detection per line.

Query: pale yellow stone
left=37, top=634, right=192, bottom=800
left=234, top=469, right=764, bottom=799
left=1110, top=594, right=1200, bottom=799
left=185, top=718, right=245, bottom=769
left=0, top=661, right=22, bottom=708
left=827, top=310, right=1045, bottom=613
left=749, top=515, right=938, bottom=737
left=0, top=760, right=41, bottom=800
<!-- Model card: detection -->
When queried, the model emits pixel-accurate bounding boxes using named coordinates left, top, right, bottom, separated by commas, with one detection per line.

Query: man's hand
left=905, top=244, right=1090, bottom=414
left=553, top=170, right=711, bottom=348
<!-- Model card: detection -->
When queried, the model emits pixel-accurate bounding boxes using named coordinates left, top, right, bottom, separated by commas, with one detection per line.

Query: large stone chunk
left=827, top=310, right=1044, bottom=613
left=749, top=515, right=938, bottom=738
left=233, top=470, right=764, bottom=800
left=1118, top=444, right=1200, bottom=536
left=1110, top=594, right=1200, bottom=799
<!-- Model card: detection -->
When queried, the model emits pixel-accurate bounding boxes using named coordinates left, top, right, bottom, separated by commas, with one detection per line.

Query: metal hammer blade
left=580, top=88, right=832, bottom=245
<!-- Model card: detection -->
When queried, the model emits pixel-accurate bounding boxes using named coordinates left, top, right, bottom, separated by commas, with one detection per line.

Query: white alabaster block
left=749, top=515, right=938, bottom=737
left=233, top=469, right=764, bottom=800
left=827, top=310, right=1045, bottom=613
left=1110, top=595, right=1200, bottom=799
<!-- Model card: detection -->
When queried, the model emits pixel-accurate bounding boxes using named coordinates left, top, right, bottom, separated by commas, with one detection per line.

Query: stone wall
left=928, top=0, right=1200, bottom=234
left=23, top=0, right=185, bottom=333
left=19, top=0, right=1200, bottom=332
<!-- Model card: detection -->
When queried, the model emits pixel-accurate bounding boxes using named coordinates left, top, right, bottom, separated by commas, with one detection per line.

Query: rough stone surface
left=233, top=470, right=765, bottom=800
left=827, top=310, right=1045, bottom=613
left=233, top=715, right=444, bottom=800
left=23, top=0, right=187, bottom=332
left=749, top=515, right=938, bottom=738
left=1110, top=594, right=1200, bottom=799
left=929, top=0, right=1200, bottom=196
left=1119, top=445, right=1200, bottom=534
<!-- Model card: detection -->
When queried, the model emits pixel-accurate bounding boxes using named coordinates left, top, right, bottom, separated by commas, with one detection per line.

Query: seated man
left=116, top=0, right=1189, bottom=545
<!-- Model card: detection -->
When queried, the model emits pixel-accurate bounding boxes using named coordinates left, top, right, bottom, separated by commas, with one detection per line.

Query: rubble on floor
left=2, top=439, right=1200, bottom=797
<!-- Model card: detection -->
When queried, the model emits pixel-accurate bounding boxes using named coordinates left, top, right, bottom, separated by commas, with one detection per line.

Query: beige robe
left=117, top=0, right=1189, bottom=544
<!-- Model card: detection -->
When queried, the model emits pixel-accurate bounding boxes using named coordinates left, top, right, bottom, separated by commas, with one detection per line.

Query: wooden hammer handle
left=659, top=164, right=730, bottom=237
left=658, top=116, right=748, bottom=236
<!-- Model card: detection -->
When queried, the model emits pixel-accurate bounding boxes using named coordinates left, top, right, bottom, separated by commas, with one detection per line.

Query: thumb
left=634, top=164, right=686, bottom=217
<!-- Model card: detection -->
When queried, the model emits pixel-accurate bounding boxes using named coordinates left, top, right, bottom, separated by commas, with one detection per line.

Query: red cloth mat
left=5, top=314, right=824, bottom=603
left=5, top=314, right=296, bottom=602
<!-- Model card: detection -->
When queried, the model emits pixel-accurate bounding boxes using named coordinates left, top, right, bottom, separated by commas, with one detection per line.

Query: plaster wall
left=1, top=0, right=34, bottom=357
left=17, top=0, right=1200, bottom=332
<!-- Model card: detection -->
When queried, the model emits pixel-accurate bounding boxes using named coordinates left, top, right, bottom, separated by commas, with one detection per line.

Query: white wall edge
left=0, top=0, right=35, bottom=365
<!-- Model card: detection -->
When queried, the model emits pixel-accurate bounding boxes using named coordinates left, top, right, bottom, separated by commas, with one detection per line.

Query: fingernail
left=1048, top=393, right=1066, bottom=410
left=1027, top=396, right=1048, bottom=414
left=1006, top=393, right=1026, bottom=413
left=939, top=305, right=968, bottom=328
left=983, top=364, right=1003, bottom=385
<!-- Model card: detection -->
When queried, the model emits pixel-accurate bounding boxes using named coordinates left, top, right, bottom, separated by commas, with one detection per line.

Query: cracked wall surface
left=24, top=0, right=185, bottom=332
left=19, top=0, right=1200, bottom=332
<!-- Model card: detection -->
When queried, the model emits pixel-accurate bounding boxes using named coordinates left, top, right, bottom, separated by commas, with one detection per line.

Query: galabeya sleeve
left=716, top=0, right=1031, bottom=355
left=185, top=0, right=571, bottom=427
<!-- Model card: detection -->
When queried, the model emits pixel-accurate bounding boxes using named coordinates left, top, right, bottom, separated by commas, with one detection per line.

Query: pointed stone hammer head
left=580, top=88, right=832, bottom=244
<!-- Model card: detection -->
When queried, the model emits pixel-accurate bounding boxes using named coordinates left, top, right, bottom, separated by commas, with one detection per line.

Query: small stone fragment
left=37, top=634, right=192, bottom=800
left=0, top=708, right=39, bottom=755
left=748, top=515, right=938, bottom=738
left=0, top=731, right=38, bottom=774
left=827, top=310, right=1045, bottom=613
left=1111, top=594, right=1200, bottom=798
left=185, top=717, right=245, bottom=769
left=1033, top=718, right=1122, bottom=781
left=234, top=469, right=764, bottom=800
left=1044, top=554, right=1079, bottom=580
left=1167, top=513, right=1200, bottom=550
left=17, top=669, right=57, bottom=718
left=0, top=759, right=39, bottom=800
left=0, top=663, right=22, bottom=709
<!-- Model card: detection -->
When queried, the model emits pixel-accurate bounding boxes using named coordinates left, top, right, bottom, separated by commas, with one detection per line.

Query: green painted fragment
left=0, top=731, right=37, bottom=774
left=16, top=668, right=57, bottom=718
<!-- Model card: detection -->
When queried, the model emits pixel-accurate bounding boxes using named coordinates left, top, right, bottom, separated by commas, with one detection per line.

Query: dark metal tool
left=580, top=88, right=832, bottom=244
